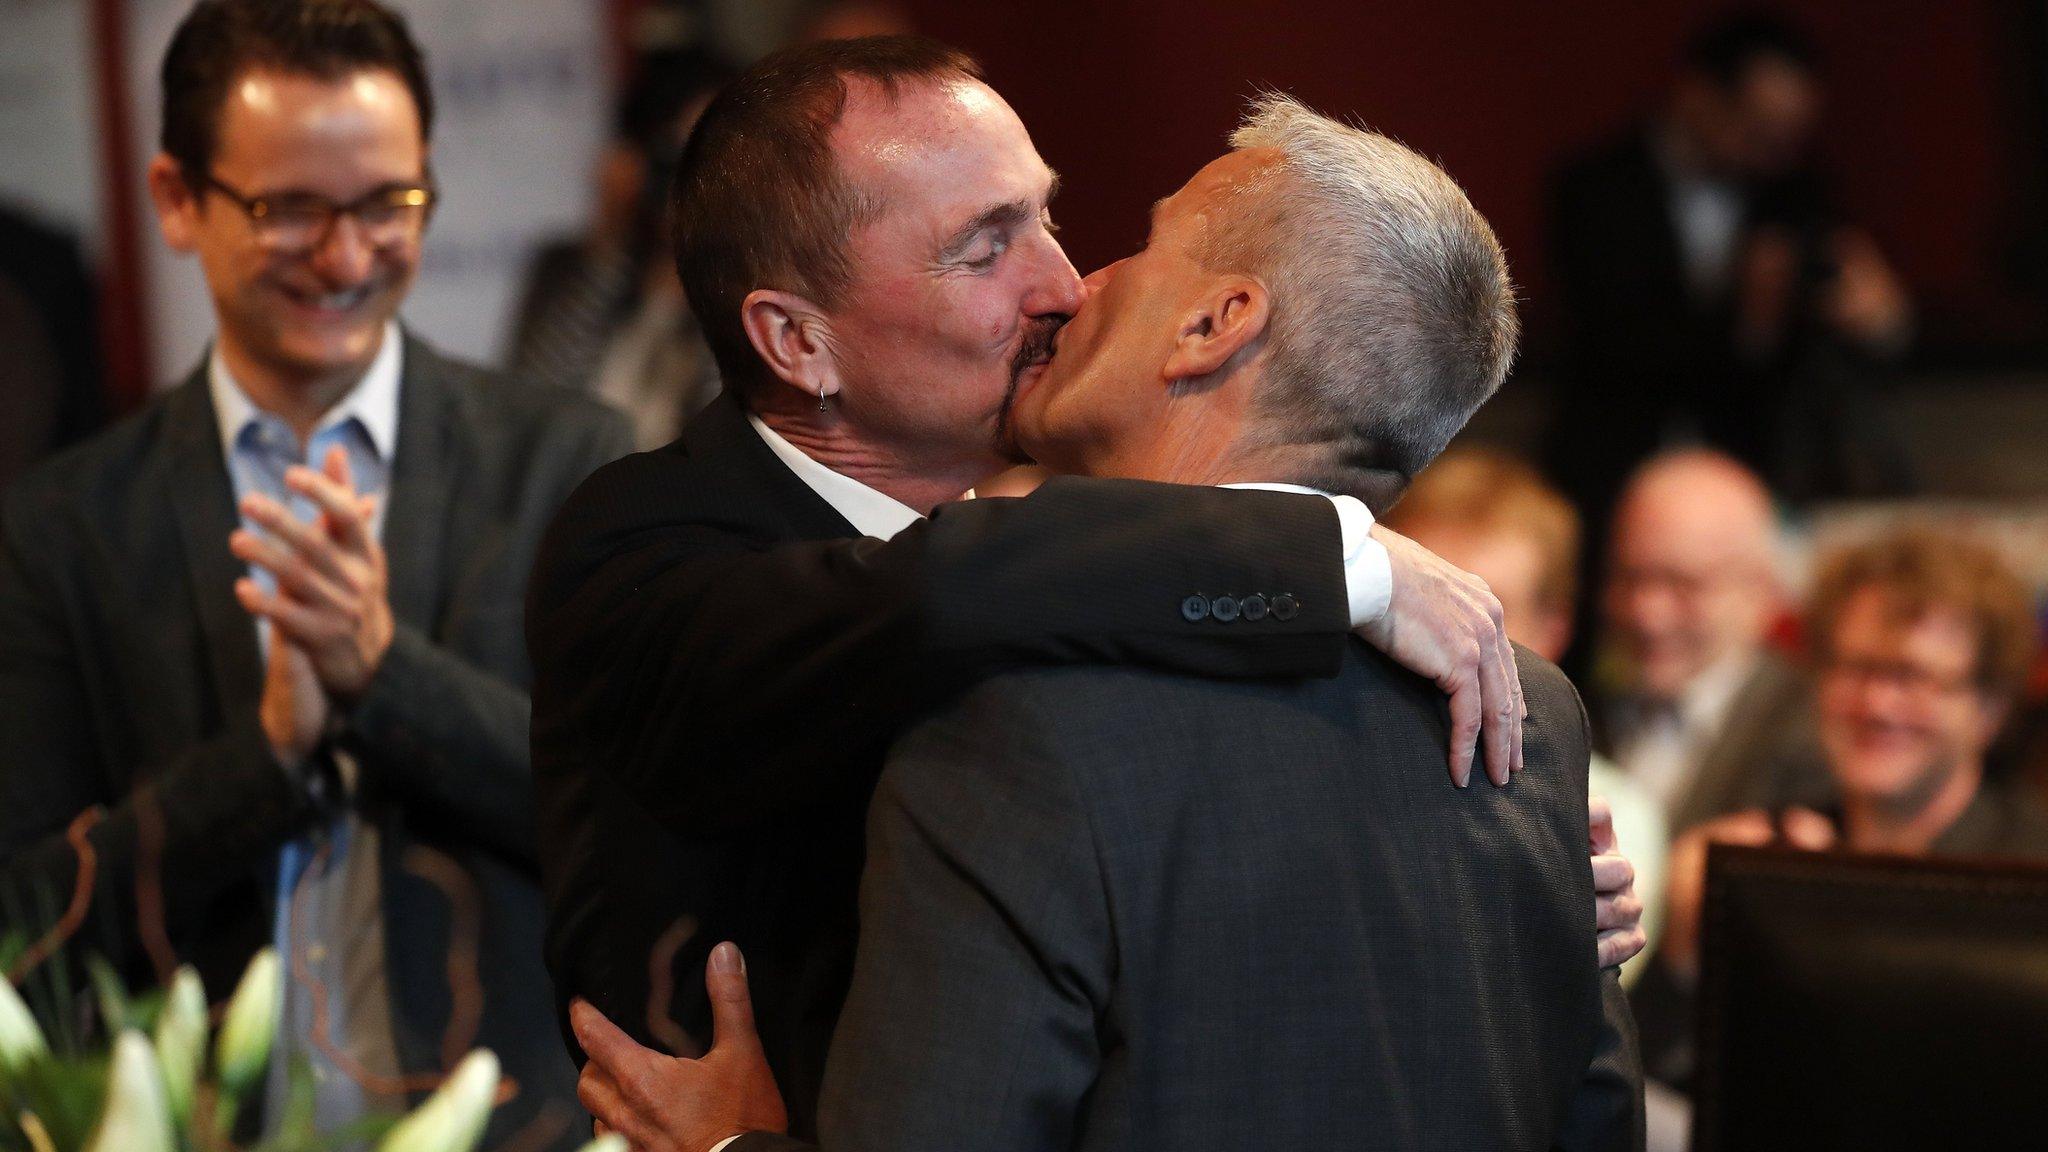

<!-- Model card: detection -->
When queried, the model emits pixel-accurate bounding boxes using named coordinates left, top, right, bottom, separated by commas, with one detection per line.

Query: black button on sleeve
left=1241, top=593, right=1270, bottom=622
left=1211, top=594, right=1241, bottom=623
left=1181, top=594, right=1211, bottom=622
left=1272, top=593, right=1300, bottom=621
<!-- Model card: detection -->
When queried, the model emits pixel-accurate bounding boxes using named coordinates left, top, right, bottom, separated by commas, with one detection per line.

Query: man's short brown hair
left=1385, top=447, right=1580, bottom=616
left=669, top=35, right=980, bottom=398
left=1808, top=530, right=2039, bottom=699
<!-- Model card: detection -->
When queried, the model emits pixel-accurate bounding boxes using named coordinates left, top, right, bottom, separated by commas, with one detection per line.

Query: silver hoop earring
left=818, top=390, right=828, bottom=412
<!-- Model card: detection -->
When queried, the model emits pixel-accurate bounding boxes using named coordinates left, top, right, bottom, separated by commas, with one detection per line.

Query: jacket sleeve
left=344, top=409, right=633, bottom=870
left=0, top=507, right=312, bottom=968
left=817, top=681, right=1107, bottom=1152
left=1553, top=968, right=1647, bottom=1152
left=529, top=472, right=1351, bottom=835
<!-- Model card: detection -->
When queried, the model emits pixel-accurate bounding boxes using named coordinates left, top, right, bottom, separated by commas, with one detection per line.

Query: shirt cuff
left=708, top=1137, right=743, bottom=1152
left=1328, top=494, right=1392, bottom=627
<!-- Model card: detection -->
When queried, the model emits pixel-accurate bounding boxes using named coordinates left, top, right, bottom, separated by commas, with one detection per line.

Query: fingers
left=1590, top=851, right=1635, bottom=899
left=235, top=578, right=328, bottom=642
left=230, top=528, right=350, bottom=608
left=1588, top=794, right=1617, bottom=855
left=284, top=463, right=373, bottom=554
left=1597, top=925, right=1648, bottom=970
left=569, top=998, right=643, bottom=1073
left=1594, top=882, right=1641, bottom=932
left=575, top=1063, right=633, bottom=1145
left=1443, top=671, right=1479, bottom=790
left=705, top=942, right=762, bottom=1054
left=239, top=495, right=351, bottom=584
left=1474, top=622, right=1514, bottom=788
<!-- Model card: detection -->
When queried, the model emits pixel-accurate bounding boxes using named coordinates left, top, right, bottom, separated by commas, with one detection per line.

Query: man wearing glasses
left=0, top=2, right=628, bottom=1148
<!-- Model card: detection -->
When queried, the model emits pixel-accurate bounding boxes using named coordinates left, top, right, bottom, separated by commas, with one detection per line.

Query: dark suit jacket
left=821, top=645, right=1642, bottom=1152
left=0, top=336, right=630, bottom=1149
left=529, top=392, right=1358, bottom=1139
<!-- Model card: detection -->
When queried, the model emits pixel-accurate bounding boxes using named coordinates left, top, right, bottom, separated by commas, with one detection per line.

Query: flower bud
left=213, top=948, right=280, bottom=1099
left=0, top=974, right=49, bottom=1080
left=376, top=1048, right=500, bottom=1152
left=86, top=1031, right=173, bottom=1152
left=153, top=967, right=207, bottom=1129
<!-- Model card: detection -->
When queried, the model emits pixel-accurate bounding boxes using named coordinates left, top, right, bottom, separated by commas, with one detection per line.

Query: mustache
left=1010, top=316, right=1064, bottom=378
left=994, top=316, right=1066, bottom=464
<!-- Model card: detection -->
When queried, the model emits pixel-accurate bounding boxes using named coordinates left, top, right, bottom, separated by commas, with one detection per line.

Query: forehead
left=211, top=67, right=424, bottom=182
left=832, top=77, right=1049, bottom=221
left=1834, top=586, right=1976, bottom=653
left=1153, top=147, right=1283, bottom=235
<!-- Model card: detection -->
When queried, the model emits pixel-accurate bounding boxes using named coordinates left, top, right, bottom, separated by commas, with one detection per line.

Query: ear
left=1162, top=275, right=1270, bottom=384
left=740, top=288, right=843, bottom=404
left=147, top=153, right=201, bottom=253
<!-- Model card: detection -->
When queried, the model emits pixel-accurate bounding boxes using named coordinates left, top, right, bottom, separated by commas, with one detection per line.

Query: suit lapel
left=379, top=336, right=454, bottom=632
left=683, top=391, right=860, bottom=542
left=165, top=365, right=264, bottom=715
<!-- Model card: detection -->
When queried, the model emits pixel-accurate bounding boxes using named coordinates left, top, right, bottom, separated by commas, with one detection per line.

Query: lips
left=277, top=281, right=377, bottom=320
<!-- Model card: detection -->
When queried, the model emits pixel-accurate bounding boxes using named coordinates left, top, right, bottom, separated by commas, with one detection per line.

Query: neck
left=1840, top=761, right=1982, bottom=855
left=218, top=330, right=378, bottom=444
left=755, top=399, right=996, bottom=516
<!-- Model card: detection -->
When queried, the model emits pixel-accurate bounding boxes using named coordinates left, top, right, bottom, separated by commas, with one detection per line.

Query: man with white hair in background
left=1598, top=449, right=1831, bottom=835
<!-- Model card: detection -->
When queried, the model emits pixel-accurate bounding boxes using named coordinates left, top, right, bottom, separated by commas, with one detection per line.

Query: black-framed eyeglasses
left=199, top=172, right=437, bottom=253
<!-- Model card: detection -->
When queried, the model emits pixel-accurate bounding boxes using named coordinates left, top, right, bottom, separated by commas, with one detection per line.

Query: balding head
left=1606, top=449, right=1783, bottom=701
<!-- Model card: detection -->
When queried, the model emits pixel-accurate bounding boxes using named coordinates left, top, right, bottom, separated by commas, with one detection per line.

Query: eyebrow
left=936, top=170, right=1064, bottom=262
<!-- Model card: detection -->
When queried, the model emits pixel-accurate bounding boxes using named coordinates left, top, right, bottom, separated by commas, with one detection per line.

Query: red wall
left=908, top=1, right=2018, bottom=343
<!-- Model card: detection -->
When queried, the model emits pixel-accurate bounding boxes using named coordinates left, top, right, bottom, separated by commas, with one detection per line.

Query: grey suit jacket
left=820, top=642, right=1642, bottom=1152
left=0, top=335, right=631, bottom=1149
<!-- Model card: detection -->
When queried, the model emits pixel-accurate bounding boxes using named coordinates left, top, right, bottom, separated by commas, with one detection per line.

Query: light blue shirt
left=208, top=323, right=401, bottom=1131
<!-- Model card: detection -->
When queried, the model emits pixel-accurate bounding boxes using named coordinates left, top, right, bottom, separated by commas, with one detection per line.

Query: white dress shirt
left=1614, top=651, right=1758, bottom=820
left=745, top=416, right=1394, bottom=624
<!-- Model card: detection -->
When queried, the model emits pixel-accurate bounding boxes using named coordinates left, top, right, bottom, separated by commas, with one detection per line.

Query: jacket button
left=1211, top=594, right=1241, bottom=622
left=1272, top=593, right=1300, bottom=621
left=1181, top=595, right=1211, bottom=622
left=1241, top=593, right=1270, bottom=622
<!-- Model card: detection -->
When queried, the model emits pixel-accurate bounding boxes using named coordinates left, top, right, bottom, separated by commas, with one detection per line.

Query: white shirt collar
left=1678, top=649, right=1759, bottom=736
left=208, top=321, right=403, bottom=462
left=746, top=412, right=924, bottom=541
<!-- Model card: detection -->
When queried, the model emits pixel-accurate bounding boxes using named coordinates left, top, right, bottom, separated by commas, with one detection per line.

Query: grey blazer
left=820, top=643, right=1643, bottom=1152
left=0, top=335, right=630, bottom=1149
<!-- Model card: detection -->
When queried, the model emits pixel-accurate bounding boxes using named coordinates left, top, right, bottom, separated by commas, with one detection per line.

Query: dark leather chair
left=1693, top=844, right=2048, bottom=1150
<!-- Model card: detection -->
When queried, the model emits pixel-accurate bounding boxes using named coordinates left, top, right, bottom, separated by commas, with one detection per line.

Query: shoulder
left=4, top=386, right=180, bottom=523
left=405, top=336, right=626, bottom=444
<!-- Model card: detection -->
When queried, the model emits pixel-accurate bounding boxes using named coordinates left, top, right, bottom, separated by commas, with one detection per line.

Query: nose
left=309, top=213, right=376, bottom=284
left=1023, top=233, right=1085, bottom=319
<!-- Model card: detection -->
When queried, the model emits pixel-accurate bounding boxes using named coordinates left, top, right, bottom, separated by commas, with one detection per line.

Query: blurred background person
left=506, top=50, right=735, bottom=450
left=1387, top=447, right=1668, bottom=981
left=1596, top=449, right=1831, bottom=837
left=1546, top=11, right=1917, bottom=672
left=0, top=205, right=108, bottom=490
left=1630, top=528, right=2046, bottom=1147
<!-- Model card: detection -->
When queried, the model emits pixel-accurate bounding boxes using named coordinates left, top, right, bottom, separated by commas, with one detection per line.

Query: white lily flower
left=0, top=974, right=48, bottom=1078
left=376, top=1048, right=500, bottom=1152
left=213, top=948, right=280, bottom=1099
left=85, top=1031, right=173, bottom=1152
left=153, top=966, right=207, bottom=1129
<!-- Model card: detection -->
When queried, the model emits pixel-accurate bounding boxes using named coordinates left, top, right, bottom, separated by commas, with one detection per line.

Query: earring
left=818, top=389, right=828, bottom=412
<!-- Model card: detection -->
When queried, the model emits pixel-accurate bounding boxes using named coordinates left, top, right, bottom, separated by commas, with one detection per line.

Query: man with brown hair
left=1633, top=529, right=2048, bottom=1137
left=0, top=1, right=630, bottom=1146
